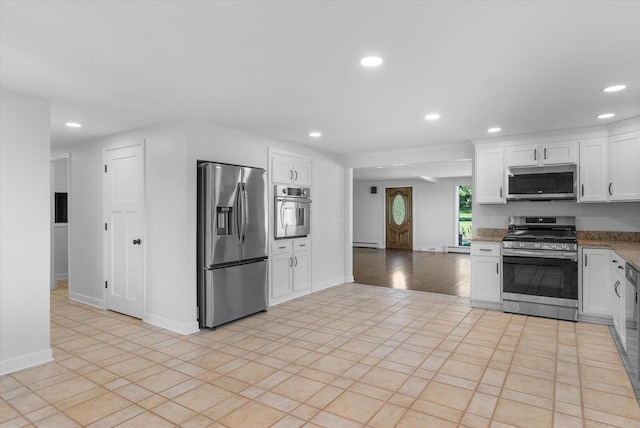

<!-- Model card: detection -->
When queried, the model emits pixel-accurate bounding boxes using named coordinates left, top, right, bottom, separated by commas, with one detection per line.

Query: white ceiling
left=1, top=1, right=639, bottom=157
left=354, top=159, right=472, bottom=182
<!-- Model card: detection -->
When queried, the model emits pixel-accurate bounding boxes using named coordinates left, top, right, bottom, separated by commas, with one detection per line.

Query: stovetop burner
left=502, top=216, right=577, bottom=251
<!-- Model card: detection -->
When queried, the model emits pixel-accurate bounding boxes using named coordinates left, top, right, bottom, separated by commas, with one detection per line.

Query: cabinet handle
left=479, top=248, right=492, bottom=252
left=581, top=184, right=584, bottom=197
left=294, top=170, right=298, bottom=181
left=289, top=170, right=293, bottom=180
left=534, top=149, right=537, bottom=161
left=496, top=263, right=499, bottom=274
left=499, top=186, right=503, bottom=198
left=279, top=246, right=286, bottom=250
left=294, top=257, right=298, bottom=267
left=299, top=244, right=306, bottom=247
left=618, top=265, right=624, bottom=270
left=289, top=257, right=293, bottom=267
left=614, top=280, right=620, bottom=298
left=584, top=254, right=588, bottom=267
left=544, top=148, right=547, bottom=160
left=609, top=182, right=613, bottom=196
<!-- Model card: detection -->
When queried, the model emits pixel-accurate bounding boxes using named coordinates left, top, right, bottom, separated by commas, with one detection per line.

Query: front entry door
left=104, top=143, right=145, bottom=318
left=386, top=187, right=412, bottom=250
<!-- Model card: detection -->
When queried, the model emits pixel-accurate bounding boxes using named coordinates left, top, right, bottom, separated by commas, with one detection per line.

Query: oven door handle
left=502, top=249, right=578, bottom=260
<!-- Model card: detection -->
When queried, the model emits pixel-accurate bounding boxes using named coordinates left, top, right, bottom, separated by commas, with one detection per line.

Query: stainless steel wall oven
left=502, top=216, right=579, bottom=321
left=274, top=185, right=311, bottom=239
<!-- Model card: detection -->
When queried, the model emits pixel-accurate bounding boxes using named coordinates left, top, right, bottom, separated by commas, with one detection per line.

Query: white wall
left=56, top=119, right=346, bottom=335
left=473, top=200, right=640, bottom=232
left=0, top=89, right=53, bottom=375
left=354, top=177, right=471, bottom=251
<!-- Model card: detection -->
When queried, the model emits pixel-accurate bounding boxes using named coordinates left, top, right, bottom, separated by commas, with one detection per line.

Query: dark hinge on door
left=105, top=281, right=108, bottom=289
left=104, top=164, right=108, bottom=173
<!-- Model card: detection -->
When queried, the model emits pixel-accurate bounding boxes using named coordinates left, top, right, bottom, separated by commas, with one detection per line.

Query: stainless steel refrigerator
left=197, top=161, right=268, bottom=328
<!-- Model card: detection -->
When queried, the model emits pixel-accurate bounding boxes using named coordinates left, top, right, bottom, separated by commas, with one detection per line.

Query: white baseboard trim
left=313, top=277, right=347, bottom=292
left=0, top=348, right=53, bottom=376
left=344, top=275, right=355, bottom=283
left=353, top=242, right=378, bottom=249
left=69, top=292, right=105, bottom=310
left=447, top=246, right=470, bottom=254
left=144, top=313, right=199, bottom=336
left=55, top=273, right=68, bottom=280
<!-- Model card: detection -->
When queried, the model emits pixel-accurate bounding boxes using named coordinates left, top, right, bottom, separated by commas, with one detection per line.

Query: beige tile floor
left=1, top=283, right=639, bottom=427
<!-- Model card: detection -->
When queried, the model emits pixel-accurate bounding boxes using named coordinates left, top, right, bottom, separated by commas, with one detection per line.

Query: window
left=457, top=185, right=472, bottom=246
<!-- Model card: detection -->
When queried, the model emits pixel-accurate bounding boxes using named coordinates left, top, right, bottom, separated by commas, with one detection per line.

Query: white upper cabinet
left=578, top=138, right=608, bottom=202
left=475, top=147, right=506, bottom=204
left=506, top=141, right=577, bottom=167
left=271, top=153, right=312, bottom=186
left=608, top=130, right=640, bottom=201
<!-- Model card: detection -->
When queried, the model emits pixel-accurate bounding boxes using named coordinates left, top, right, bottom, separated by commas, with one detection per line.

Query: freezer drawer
left=200, top=259, right=268, bottom=328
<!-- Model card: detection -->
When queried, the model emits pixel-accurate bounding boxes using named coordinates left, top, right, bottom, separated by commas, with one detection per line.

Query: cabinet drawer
left=471, top=242, right=501, bottom=256
left=272, top=241, right=293, bottom=255
left=294, top=238, right=310, bottom=251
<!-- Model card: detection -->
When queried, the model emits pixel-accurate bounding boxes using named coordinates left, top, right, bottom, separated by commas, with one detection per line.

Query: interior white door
left=104, top=143, right=145, bottom=318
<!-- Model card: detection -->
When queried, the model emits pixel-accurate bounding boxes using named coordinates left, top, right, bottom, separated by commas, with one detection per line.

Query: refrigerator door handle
left=236, top=183, right=243, bottom=243
left=242, top=184, right=248, bottom=243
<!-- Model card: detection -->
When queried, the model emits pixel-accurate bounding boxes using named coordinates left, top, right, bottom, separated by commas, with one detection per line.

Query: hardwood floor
left=353, top=248, right=470, bottom=297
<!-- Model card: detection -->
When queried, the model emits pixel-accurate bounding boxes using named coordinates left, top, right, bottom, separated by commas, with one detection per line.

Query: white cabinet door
left=506, top=144, right=539, bottom=167
left=506, top=141, right=577, bottom=167
left=542, top=141, right=577, bottom=165
left=293, top=158, right=311, bottom=186
left=292, top=251, right=311, bottom=292
left=271, top=252, right=292, bottom=299
left=271, top=153, right=313, bottom=186
left=608, top=131, right=640, bottom=201
left=271, top=153, right=294, bottom=184
left=471, top=257, right=501, bottom=302
left=612, top=275, right=626, bottom=351
left=579, top=138, right=608, bottom=202
left=581, top=248, right=612, bottom=317
left=475, top=147, right=505, bottom=204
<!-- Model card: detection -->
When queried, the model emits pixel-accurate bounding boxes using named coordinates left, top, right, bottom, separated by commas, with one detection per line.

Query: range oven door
left=275, top=197, right=311, bottom=239
left=502, top=249, right=578, bottom=304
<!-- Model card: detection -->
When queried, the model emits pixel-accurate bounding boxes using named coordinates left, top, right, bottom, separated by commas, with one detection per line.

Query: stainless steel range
left=502, top=216, right=579, bottom=321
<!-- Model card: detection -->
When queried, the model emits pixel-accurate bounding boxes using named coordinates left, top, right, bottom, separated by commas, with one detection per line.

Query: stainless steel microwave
left=274, top=185, right=311, bottom=238
left=506, top=164, right=577, bottom=201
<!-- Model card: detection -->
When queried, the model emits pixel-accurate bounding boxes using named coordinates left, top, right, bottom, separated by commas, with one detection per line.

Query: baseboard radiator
left=353, top=241, right=378, bottom=249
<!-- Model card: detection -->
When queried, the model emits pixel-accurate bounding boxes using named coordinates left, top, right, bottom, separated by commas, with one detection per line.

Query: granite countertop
left=471, top=228, right=507, bottom=243
left=472, top=229, right=640, bottom=270
left=578, top=231, right=640, bottom=271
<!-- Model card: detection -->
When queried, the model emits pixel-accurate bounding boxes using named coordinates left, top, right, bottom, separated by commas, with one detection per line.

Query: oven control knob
left=518, top=242, right=525, bottom=248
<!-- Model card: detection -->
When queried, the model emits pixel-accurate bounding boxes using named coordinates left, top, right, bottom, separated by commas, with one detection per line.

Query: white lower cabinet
left=470, top=242, right=502, bottom=308
left=581, top=248, right=612, bottom=318
left=611, top=252, right=626, bottom=350
left=270, top=238, right=311, bottom=302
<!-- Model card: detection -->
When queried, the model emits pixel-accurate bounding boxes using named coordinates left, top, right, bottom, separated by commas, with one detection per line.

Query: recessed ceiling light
left=424, top=113, right=440, bottom=121
left=309, top=131, right=322, bottom=137
left=487, top=127, right=501, bottom=133
left=65, top=122, right=82, bottom=128
left=597, top=113, right=615, bottom=119
left=360, top=56, right=383, bottom=67
left=603, top=85, right=626, bottom=93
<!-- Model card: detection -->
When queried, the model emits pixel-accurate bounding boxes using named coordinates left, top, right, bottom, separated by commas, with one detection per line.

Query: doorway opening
left=456, top=184, right=473, bottom=247
left=51, top=154, right=70, bottom=294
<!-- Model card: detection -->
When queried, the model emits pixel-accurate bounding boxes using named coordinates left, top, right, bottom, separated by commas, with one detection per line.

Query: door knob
left=132, top=239, right=141, bottom=245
